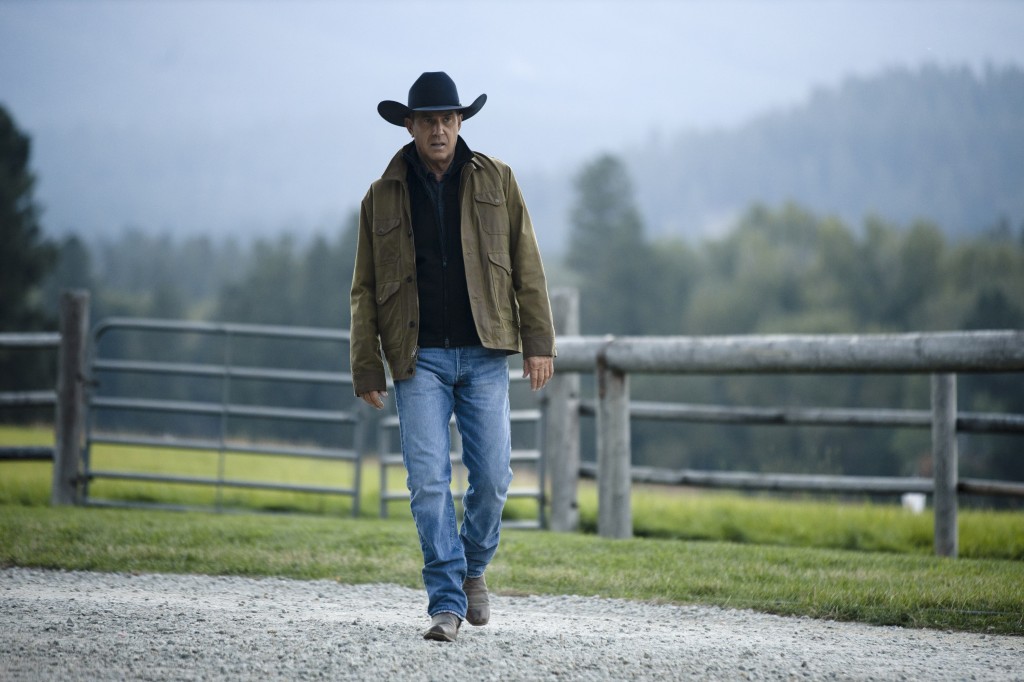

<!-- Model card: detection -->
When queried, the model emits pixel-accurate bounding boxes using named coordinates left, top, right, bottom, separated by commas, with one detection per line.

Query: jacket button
left=408, top=320, right=416, bottom=328
left=405, top=276, right=413, bottom=283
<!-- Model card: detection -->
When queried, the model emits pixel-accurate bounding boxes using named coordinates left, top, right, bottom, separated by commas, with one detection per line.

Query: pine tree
left=0, top=105, right=56, bottom=331
left=566, top=154, right=652, bottom=334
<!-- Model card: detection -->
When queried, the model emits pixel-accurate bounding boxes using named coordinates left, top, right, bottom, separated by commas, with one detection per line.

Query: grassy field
left=2, top=425, right=1023, bottom=635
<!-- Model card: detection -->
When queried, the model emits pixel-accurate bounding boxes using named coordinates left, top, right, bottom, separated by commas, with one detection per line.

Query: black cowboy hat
left=377, top=72, right=487, bottom=126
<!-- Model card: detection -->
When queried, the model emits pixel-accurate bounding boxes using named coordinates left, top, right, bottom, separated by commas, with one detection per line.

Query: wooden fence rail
left=573, top=399, right=1024, bottom=501
left=543, top=289, right=1024, bottom=557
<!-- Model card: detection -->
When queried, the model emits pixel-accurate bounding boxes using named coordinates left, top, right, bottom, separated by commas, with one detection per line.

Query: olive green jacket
left=349, top=145, right=556, bottom=396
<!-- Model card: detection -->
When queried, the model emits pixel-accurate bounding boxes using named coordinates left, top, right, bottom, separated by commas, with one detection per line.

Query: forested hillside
left=5, top=87, right=1023, bottom=492
left=563, top=155, right=1023, bottom=487
left=35, top=155, right=1022, bottom=487
left=622, top=64, right=1024, bottom=242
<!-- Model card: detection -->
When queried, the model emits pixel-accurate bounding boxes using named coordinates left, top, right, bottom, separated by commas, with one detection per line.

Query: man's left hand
left=523, top=355, right=554, bottom=391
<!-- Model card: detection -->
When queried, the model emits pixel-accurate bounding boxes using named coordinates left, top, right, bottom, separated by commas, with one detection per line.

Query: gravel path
left=1, top=567, right=1021, bottom=681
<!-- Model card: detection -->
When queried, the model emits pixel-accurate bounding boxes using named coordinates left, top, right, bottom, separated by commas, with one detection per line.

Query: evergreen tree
left=0, top=105, right=58, bottom=419
left=0, top=105, right=56, bottom=331
left=566, top=154, right=658, bottom=334
left=43, top=235, right=95, bottom=311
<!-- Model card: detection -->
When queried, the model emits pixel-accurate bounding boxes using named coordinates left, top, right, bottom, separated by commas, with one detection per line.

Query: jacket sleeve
left=505, top=167, right=557, bottom=358
left=349, top=190, right=388, bottom=395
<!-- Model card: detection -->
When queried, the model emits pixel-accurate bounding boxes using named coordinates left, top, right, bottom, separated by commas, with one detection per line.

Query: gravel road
left=1, top=567, right=1021, bottom=681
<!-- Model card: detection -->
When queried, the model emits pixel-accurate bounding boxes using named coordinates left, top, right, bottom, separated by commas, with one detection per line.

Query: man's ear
left=405, top=117, right=414, bottom=136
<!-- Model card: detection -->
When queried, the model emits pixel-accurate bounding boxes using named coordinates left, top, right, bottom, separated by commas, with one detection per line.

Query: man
left=350, top=72, right=556, bottom=642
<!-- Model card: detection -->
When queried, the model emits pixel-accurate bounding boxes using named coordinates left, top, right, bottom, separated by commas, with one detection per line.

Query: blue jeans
left=393, top=346, right=513, bottom=618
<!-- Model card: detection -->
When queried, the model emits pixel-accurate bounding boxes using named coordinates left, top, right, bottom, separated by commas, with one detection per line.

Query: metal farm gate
left=83, top=318, right=365, bottom=514
left=81, top=317, right=548, bottom=527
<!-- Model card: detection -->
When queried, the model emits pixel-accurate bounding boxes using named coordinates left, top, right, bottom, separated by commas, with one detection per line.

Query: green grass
left=624, top=485, right=1024, bottom=560
left=0, top=425, right=547, bottom=522
left=2, top=425, right=1023, bottom=635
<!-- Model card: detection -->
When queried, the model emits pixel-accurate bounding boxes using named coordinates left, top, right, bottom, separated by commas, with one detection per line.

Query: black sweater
left=403, top=138, right=482, bottom=349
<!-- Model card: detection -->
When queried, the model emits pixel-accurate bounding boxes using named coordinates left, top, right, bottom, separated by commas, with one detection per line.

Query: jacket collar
left=380, top=136, right=477, bottom=182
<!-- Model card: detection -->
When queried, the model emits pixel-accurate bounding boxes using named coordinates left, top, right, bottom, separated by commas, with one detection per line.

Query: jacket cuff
left=522, top=336, right=557, bottom=358
left=352, top=370, right=387, bottom=397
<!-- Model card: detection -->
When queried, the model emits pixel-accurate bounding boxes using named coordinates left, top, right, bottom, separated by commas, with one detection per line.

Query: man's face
left=406, top=110, right=462, bottom=175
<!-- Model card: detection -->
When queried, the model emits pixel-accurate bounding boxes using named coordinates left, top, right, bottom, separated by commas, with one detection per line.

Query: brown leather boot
left=463, top=575, right=490, bottom=626
left=423, top=612, right=461, bottom=642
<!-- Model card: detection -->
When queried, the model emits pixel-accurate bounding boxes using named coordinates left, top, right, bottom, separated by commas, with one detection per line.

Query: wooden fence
left=543, top=289, right=1024, bottom=557
left=6, top=288, right=1023, bottom=559
left=0, top=291, right=90, bottom=505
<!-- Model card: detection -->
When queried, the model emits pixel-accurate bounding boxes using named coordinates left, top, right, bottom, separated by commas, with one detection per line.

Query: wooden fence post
left=597, top=339, right=632, bottom=539
left=931, top=373, right=958, bottom=557
left=52, top=290, right=90, bottom=506
left=545, top=288, right=581, bottom=531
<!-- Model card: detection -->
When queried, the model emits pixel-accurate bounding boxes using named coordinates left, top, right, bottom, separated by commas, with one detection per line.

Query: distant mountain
left=622, top=64, right=1024, bottom=242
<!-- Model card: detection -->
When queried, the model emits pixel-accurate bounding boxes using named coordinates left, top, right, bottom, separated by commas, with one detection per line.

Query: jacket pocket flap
left=474, top=190, right=505, bottom=206
left=487, top=252, right=512, bottom=274
left=373, top=218, right=401, bottom=236
left=376, top=280, right=401, bottom=304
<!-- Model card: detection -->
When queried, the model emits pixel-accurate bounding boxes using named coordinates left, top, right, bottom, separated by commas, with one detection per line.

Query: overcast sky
left=3, top=0, right=1023, bottom=240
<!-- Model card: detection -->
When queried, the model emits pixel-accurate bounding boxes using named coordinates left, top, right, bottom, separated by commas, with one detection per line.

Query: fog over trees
left=626, top=64, right=1024, bottom=240
left=524, top=64, right=1024, bottom=251
left=4, top=64, right=1023, bottom=490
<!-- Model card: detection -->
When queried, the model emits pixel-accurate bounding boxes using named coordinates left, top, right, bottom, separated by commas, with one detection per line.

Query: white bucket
left=901, top=492, right=926, bottom=514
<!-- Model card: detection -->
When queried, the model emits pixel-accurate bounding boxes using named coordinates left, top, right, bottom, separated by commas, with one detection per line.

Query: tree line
left=565, top=155, right=1022, bottom=491
left=4, top=104, right=1022, bottom=492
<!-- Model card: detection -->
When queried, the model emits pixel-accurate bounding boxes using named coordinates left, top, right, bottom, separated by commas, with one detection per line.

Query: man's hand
left=358, top=390, right=387, bottom=410
left=523, top=355, right=554, bottom=391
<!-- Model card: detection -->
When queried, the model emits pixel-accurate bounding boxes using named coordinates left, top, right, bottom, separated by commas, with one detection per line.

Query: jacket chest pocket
left=474, top=190, right=509, bottom=235
left=373, top=218, right=403, bottom=264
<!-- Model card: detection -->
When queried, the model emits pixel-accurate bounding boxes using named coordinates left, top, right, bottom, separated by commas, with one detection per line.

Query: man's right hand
left=358, top=390, right=387, bottom=410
